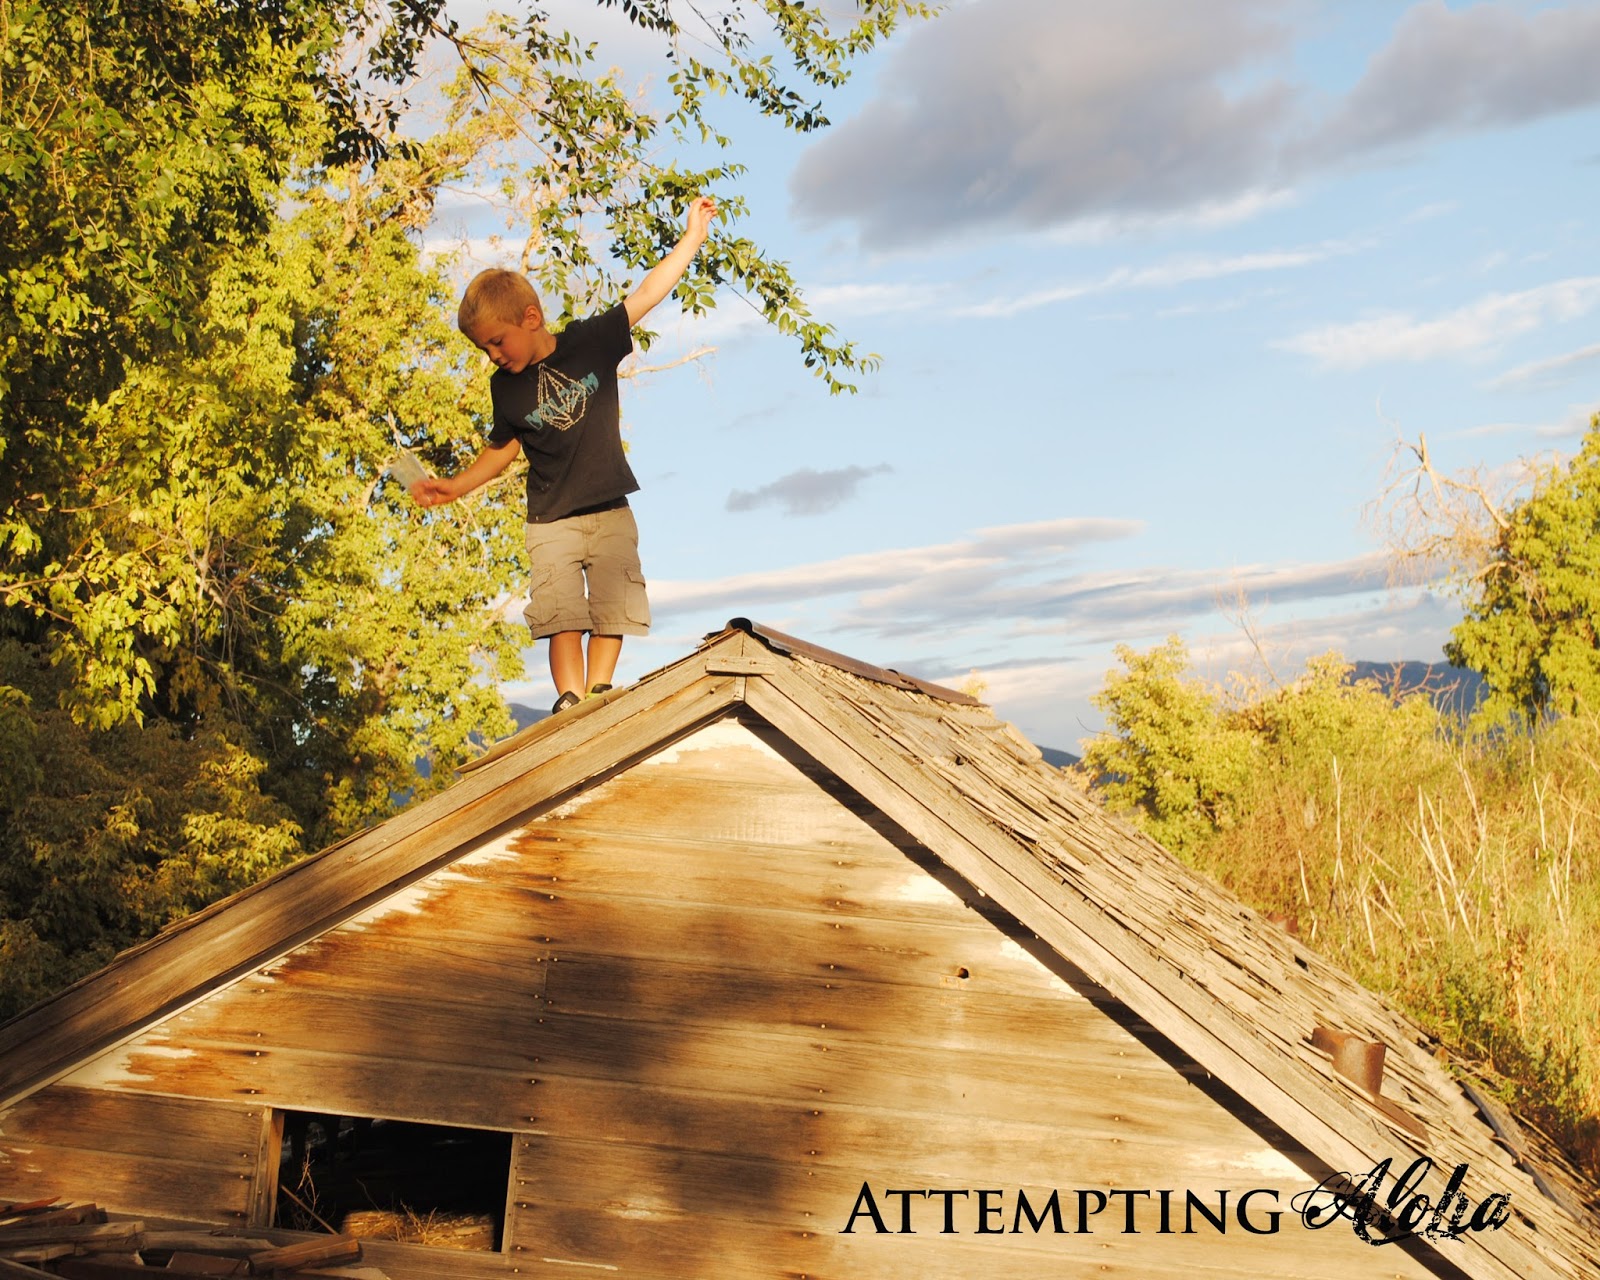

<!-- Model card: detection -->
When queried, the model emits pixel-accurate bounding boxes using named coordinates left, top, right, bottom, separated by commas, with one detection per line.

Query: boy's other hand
left=411, top=477, right=456, bottom=507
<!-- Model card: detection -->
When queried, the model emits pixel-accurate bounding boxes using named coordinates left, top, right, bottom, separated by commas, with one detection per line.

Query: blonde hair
left=458, top=269, right=541, bottom=332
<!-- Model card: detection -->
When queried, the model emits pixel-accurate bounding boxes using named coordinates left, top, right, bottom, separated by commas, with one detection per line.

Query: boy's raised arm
left=412, top=437, right=521, bottom=507
left=624, top=197, right=718, bottom=326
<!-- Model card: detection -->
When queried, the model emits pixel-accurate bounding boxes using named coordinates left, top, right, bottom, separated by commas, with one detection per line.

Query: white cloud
left=651, top=516, right=1144, bottom=614
left=782, top=240, right=1348, bottom=331
left=956, top=242, right=1351, bottom=320
left=936, top=584, right=1457, bottom=752
left=1488, top=341, right=1600, bottom=390
left=792, top=0, right=1600, bottom=246
left=1444, top=401, right=1599, bottom=441
left=1039, top=187, right=1301, bottom=244
left=651, top=516, right=1389, bottom=654
left=792, top=0, right=1293, bottom=247
left=836, top=553, right=1390, bottom=646
left=505, top=527, right=1455, bottom=755
left=1309, top=1, right=1600, bottom=160
left=808, top=282, right=950, bottom=316
left=1277, top=276, right=1600, bottom=369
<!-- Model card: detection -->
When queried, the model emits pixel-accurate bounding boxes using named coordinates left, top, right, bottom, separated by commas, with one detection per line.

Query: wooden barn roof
left=2, top=618, right=1597, bottom=1280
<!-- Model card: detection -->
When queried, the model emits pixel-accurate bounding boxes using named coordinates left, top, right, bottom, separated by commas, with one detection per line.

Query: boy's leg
left=586, top=634, right=623, bottom=690
left=579, top=507, right=651, bottom=691
left=548, top=631, right=586, bottom=699
left=525, top=520, right=594, bottom=709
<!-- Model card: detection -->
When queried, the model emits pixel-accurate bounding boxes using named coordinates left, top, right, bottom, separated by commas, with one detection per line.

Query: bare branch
left=620, top=346, right=716, bottom=379
left=1368, top=430, right=1536, bottom=592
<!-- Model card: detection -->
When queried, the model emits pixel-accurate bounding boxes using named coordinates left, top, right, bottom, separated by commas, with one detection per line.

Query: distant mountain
left=508, top=702, right=546, bottom=731
left=1349, top=660, right=1486, bottom=720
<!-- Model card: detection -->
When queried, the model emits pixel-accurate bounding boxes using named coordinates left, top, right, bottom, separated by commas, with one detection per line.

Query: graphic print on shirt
left=526, top=364, right=601, bottom=432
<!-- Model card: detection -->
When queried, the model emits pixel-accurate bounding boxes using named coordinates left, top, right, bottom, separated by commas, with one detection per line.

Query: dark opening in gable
left=276, top=1110, right=512, bottom=1251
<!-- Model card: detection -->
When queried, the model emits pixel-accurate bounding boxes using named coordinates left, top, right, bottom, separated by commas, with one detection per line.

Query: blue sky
left=426, top=0, right=1600, bottom=751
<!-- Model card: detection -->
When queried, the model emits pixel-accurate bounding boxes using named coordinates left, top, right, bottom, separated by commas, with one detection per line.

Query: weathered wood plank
left=64, top=1042, right=532, bottom=1133
left=0, top=1221, right=143, bottom=1249
left=0, top=1144, right=249, bottom=1224
left=0, top=1247, right=72, bottom=1266
left=0, top=1088, right=263, bottom=1164
left=53, top=1261, right=158, bottom=1280
left=806, top=1227, right=1440, bottom=1280
left=0, top=1201, right=62, bottom=1222
left=506, top=1200, right=805, bottom=1279
left=513, top=1074, right=1311, bottom=1184
left=69, top=998, right=1222, bottom=1146
left=0, top=1259, right=56, bottom=1280
left=247, top=1234, right=360, bottom=1272
left=535, top=949, right=1147, bottom=1052
left=139, top=1234, right=275, bottom=1254
left=490, top=824, right=1004, bottom=931
left=143, top=984, right=544, bottom=1076
left=517, top=753, right=906, bottom=852
left=414, top=880, right=1085, bottom=996
left=290, top=1270, right=392, bottom=1280
left=246, top=1111, right=282, bottom=1232
left=64, top=1010, right=1242, bottom=1150
left=506, top=1131, right=1321, bottom=1238
left=0, top=1206, right=101, bottom=1231
left=508, top=1195, right=1435, bottom=1280
left=141, top=941, right=1139, bottom=1076
left=342, top=1239, right=512, bottom=1280
left=165, top=1253, right=251, bottom=1275
left=245, top=933, right=549, bottom=1008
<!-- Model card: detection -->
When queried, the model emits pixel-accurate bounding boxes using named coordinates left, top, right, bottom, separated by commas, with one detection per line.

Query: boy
left=413, top=197, right=717, bottom=714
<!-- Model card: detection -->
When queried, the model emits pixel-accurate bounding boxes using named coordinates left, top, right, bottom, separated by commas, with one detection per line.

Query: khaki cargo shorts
left=523, top=504, right=651, bottom=639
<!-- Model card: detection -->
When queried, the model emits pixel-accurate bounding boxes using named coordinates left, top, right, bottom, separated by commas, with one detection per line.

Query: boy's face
left=464, top=304, right=548, bottom=374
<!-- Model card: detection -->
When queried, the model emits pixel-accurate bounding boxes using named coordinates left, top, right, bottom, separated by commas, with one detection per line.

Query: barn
left=2, top=619, right=1597, bottom=1279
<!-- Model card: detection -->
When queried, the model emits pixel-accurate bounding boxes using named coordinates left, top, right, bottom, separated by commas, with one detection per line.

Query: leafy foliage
left=0, top=639, right=303, bottom=1021
left=1081, top=642, right=1600, bottom=1180
left=1448, top=414, right=1600, bottom=727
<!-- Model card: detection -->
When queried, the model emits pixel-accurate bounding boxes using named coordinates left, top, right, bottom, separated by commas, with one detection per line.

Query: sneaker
left=551, top=691, right=581, bottom=715
left=587, top=683, right=614, bottom=698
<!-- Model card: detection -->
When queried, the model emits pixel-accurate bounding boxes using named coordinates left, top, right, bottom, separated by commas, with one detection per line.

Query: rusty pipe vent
left=1311, top=1026, right=1386, bottom=1096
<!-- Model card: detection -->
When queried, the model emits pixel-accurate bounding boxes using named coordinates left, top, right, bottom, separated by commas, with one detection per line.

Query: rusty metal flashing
left=714, top=618, right=980, bottom=706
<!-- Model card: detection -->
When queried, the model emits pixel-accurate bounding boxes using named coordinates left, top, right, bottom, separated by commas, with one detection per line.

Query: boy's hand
left=684, top=196, right=718, bottom=245
left=625, top=195, right=721, bottom=325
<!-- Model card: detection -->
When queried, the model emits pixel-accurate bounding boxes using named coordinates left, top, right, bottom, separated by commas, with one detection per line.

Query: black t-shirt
left=486, top=303, right=638, bottom=522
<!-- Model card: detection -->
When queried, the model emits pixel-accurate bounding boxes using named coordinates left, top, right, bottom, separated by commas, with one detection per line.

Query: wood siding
left=2, top=717, right=1439, bottom=1279
left=0, top=1087, right=267, bottom=1222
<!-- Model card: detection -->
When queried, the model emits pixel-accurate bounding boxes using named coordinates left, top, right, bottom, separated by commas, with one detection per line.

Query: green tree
left=1448, top=416, right=1600, bottom=727
left=0, top=0, right=931, bottom=1013
left=0, top=149, right=524, bottom=1014
left=1081, top=637, right=1259, bottom=854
